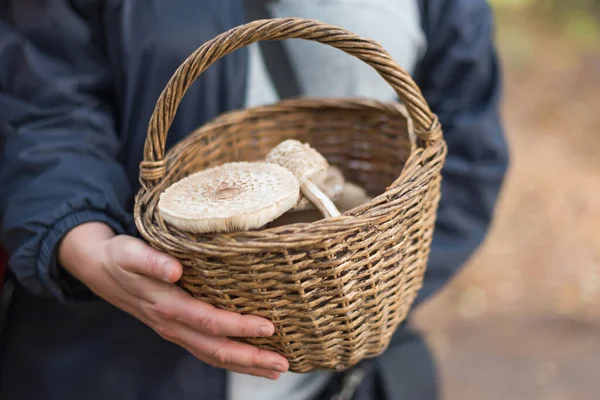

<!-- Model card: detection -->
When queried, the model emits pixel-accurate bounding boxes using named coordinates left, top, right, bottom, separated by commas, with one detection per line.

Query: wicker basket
left=134, top=18, right=447, bottom=373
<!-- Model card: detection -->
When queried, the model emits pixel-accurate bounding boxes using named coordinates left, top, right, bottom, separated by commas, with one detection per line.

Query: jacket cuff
left=37, top=211, right=128, bottom=301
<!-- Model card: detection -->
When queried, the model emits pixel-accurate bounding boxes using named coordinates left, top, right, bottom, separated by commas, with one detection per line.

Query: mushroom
left=266, top=140, right=341, bottom=218
left=157, top=161, right=300, bottom=233
left=267, top=181, right=373, bottom=228
left=336, top=182, right=372, bottom=212
left=293, top=165, right=345, bottom=211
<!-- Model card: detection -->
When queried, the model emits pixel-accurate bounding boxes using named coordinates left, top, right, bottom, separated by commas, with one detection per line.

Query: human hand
left=58, top=222, right=288, bottom=379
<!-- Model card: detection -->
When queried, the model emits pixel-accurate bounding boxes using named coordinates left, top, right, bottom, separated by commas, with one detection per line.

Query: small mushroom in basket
left=268, top=180, right=373, bottom=228
left=157, top=161, right=300, bottom=233
left=336, top=182, right=372, bottom=212
left=266, top=139, right=341, bottom=218
left=293, top=165, right=345, bottom=212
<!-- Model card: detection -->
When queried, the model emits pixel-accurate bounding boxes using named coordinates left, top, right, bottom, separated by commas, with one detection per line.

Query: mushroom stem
left=265, top=139, right=342, bottom=219
left=301, top=180, right=341, bottom=218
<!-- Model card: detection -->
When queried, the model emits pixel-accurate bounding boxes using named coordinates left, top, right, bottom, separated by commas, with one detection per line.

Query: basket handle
left=141, top=17, right=442, bottom=186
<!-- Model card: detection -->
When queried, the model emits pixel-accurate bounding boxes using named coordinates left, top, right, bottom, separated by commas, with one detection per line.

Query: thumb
left=112, top=236, right=183, bottom=283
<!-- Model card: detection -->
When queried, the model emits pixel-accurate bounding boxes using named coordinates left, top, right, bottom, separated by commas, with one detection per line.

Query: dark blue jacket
left=0, top=0, right=508, bottom=399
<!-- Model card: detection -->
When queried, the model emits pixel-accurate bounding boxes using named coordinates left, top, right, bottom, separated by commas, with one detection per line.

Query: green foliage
left=490, top=0, right=537, bottom=10
left=491, top=0, right=600, bottom=50
left=491, top=0, right=600, bottom=11
left=563, top=9, right=600, bottom=46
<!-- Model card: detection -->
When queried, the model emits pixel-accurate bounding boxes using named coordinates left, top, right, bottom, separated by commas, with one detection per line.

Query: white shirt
left=231, top=1, right=426, bottom=399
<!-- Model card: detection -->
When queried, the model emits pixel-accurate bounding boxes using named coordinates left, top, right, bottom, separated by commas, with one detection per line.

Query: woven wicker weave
left=134, top=18, right=447, bottom=373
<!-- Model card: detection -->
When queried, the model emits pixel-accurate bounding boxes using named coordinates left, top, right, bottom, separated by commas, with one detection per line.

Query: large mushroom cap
left=265, top=139, right=328, bottom=186
left=158, top=162, right=300, bottom=233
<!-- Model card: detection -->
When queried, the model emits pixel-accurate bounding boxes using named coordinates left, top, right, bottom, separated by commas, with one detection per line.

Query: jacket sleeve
left=0, top=2, right=133, bottom=300
left=411, top=0, right=509, bottom=306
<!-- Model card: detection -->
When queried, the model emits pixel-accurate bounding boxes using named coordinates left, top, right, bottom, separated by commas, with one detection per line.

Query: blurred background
left=412, top=1, right=600, bottom=399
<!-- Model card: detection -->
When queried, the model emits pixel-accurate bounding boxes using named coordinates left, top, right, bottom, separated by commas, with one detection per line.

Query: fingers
left=172, top=324, right=289, bottom=375
left=206, top=336, right=289, bottom=373
left=142, top=292, right=288, bottom=376
left=106, top=236, right=289, bottom=378
left=224, top=365, right=281, bottom=380
left=174, top=295, right=275, bottom=338
left=143, top=286, right=275, bottom=338
left=112, top=236, right=182, bottom=282
left=144, top=290, right=289, bottom=378
left=109, top=238, right=275, bottom=339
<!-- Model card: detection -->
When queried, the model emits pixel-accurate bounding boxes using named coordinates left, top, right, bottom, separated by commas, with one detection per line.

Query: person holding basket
left=0, top=0, right=508, bottom=399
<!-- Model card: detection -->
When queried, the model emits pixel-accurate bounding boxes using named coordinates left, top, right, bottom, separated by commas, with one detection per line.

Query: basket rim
left=133, top=98, right=447, bottom=252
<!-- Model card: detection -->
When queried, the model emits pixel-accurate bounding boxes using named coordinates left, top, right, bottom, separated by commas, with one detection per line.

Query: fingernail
left=258, top=325, right=273, bottom=336
left=162, top=261, right=172, bottom=281
left=267, top=372, right=280, bottom=380
left=274, top=364, right=287, bottom=373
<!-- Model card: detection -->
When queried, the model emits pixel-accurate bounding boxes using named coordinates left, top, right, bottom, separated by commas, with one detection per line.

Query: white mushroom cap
left=158, top=162, right=300, bottom=233
left=294, top=165, right=345, bottom=211
left=265, top=139, right=328, bottom=186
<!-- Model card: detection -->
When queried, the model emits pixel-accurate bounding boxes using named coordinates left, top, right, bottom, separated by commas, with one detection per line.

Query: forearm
left=0, top=4, right=132, bottom=299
